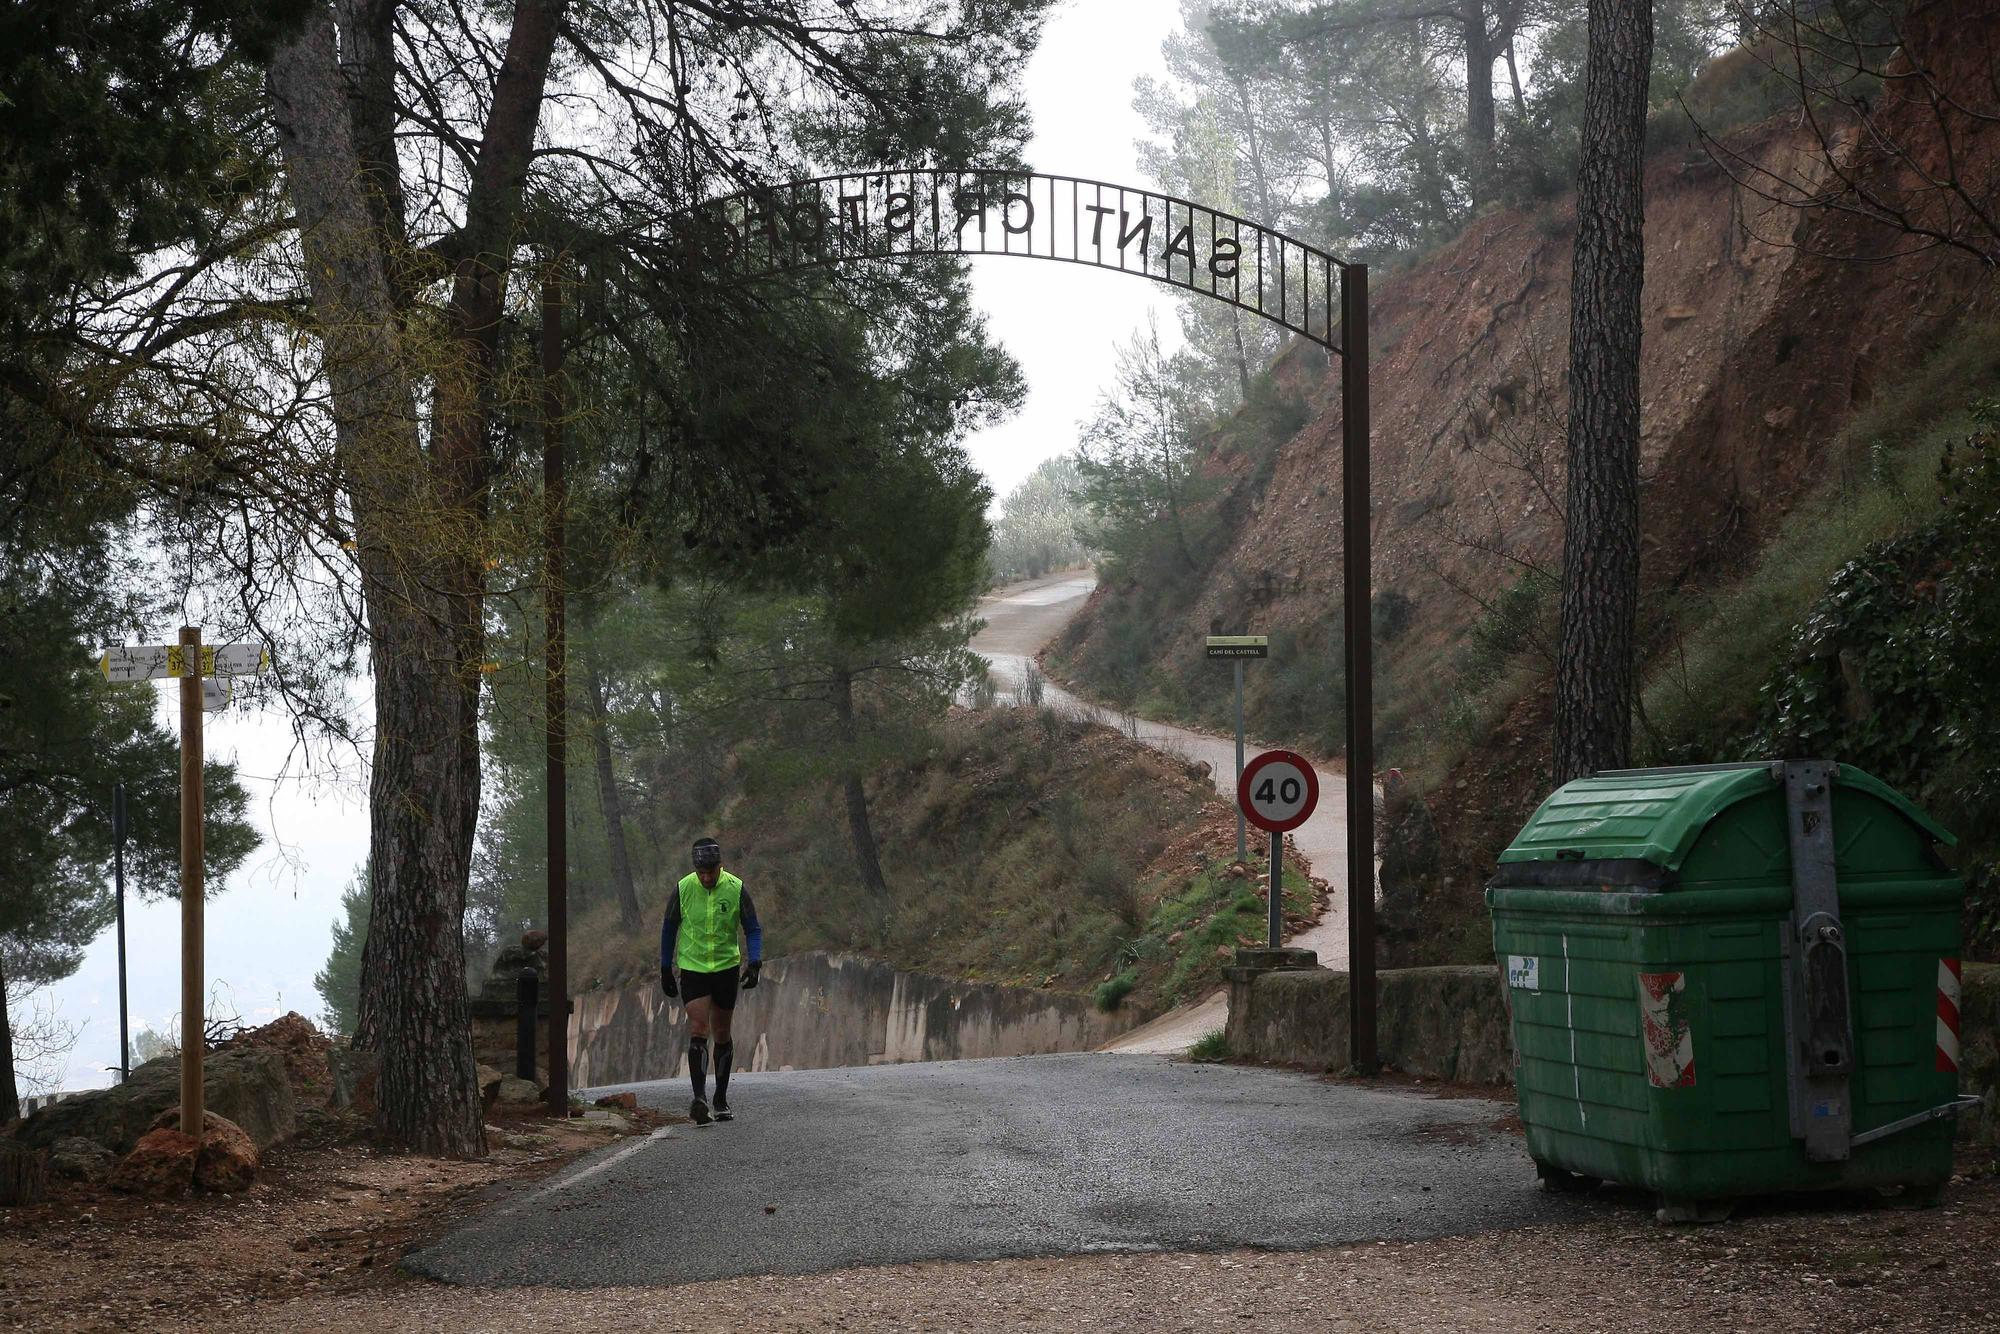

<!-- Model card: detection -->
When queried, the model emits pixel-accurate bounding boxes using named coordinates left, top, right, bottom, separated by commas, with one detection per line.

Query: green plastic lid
left=1496, top=763, right=1953, bottom=871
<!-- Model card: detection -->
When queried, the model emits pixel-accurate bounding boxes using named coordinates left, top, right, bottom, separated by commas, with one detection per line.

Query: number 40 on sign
left=1237, top=749, right=1320, bottom=833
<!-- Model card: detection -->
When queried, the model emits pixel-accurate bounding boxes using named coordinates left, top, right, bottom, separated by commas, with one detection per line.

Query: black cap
left=692, top=838, right=722, bottom=868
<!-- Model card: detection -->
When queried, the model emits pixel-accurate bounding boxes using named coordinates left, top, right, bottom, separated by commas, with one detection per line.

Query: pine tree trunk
left=1463, top=1, right=1497, bottom=195
left=583, top=658, right=643, bottom=932
left=356, top=586, right=486, bottom=1154
left=1556, top=0, right=1653, bottom=785
left=0, top=951, right=18, bottom=1124
left=268, top=11, right=486, bottom=1156
left=831, top=668, right=889, bottom=898
left=1231, top=315, right=1253, bottom=403
left=1231, top=75, right=1279, bottom=228
left=0, top=1144, right=46, bottom=1206
left=269, top=0, right=562, bottom=1155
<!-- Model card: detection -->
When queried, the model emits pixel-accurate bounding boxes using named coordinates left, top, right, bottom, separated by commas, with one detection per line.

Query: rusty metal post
left=516, top=968, right=539, bottom=1082
left=178, top=626, right=205, bottom=1129
left=543, top=266, right=570, bottom=1117
left=113, top=782, right=129, bottom=1083
left=1340, top=265, right=1379, bottom=1073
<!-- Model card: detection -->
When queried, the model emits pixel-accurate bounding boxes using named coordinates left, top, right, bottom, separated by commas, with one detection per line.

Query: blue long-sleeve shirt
left=660, top=882, right=762, bottom=969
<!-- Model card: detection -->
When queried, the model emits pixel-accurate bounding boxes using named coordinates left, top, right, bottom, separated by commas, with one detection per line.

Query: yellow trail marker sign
left=99, top=643, right=270, bottom=683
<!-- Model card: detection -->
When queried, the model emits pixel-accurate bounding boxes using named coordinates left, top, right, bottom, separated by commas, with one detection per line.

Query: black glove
left=660, top=968, right=678, bottom=998
left=742, top=961, right=762, bottom=990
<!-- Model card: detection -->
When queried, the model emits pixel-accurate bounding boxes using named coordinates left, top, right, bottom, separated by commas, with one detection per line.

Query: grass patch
left=1115, top=855, right=1319, bottom=1010
left=1186, top=1029, right=1231, bottom=1063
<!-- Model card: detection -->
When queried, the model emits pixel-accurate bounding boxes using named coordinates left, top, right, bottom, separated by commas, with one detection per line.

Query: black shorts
left=680, top=966, right=740, bottom=1011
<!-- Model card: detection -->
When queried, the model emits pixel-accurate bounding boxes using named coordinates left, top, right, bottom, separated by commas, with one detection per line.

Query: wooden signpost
left=97, top=629, right=269, bottom=1133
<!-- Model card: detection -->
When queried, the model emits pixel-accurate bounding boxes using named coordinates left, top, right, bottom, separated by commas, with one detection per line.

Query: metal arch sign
left=1238, top=749, right=1320, bottom=835
left=668, top=169, right=1352, bottom=352
left=667, top=165, right=1381, bottom=1070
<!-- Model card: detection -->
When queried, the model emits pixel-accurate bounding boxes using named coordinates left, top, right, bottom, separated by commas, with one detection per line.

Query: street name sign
left=99, top=643, right=271, bottom=683
left=1238, top=749, right=1320, bottom=834
left=202, top=678, right=230, bottom=713
left=1205, top=635, right=1269, bottom=660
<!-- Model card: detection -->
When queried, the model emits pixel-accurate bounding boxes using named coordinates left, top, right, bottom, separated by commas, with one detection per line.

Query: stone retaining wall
left=1226, top=961, right=2000, bottom=1145
left=570, top=951, right=1146, bottom=1089
left=1225, top=966, right=1514, bottom=1086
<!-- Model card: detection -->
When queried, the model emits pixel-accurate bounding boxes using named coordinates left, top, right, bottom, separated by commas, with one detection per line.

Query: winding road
left=969, top=571, right=1365, bottom=1052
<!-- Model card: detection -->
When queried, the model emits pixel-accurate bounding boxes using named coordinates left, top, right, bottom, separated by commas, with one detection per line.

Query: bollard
left=516, top=967, right=538, bottom=1081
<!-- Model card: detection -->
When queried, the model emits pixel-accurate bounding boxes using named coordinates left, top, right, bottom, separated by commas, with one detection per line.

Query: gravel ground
left=219, top=1174, right=2000, bottom=1333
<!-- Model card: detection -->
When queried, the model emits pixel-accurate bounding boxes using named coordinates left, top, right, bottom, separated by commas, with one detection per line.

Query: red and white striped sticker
left=1638, top=970, right=1696, bottom=1088
left=1938, top=957, right=1963, bottom=1074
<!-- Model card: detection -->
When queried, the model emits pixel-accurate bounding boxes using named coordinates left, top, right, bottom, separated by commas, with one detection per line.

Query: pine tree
left=1555, top=0, right=1654, bottom=783
left=312, top=869, right=370, bottom=1037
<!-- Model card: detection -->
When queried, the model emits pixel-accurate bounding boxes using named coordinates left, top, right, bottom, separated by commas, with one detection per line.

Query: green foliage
left=1115, top=855, right=1315, bottom=1009
left=0, top=564, right=258, bottom=997
left=1639, top=332, right=2000, bottom=956
left=1461, top=571, right=1556, bottom=690
left=1075, top=318, right=1223, bottom=584
left=1201, top=0, right=1473, bottom=256
left=1740, top=411, right=2000, bottom=951
left=561, top=706, right=1213, bottom=1000
left=1373, top=589, right=1414, bottom=644
left=1643, top=323, right=2000, bottom=761
left=312, top=869, right=369, bottom=1039
left=1095, top=969, right=1138, bottom=1012
left=0, top=0, right=310, bottom=334
left=1186, top=1029, right=1231, bottom=1062
left=1058, top=349, right=1315, bottom=745
left=989, top=454, right=1093, bottom=584
left=1495, top=1, right=1748, bottom=206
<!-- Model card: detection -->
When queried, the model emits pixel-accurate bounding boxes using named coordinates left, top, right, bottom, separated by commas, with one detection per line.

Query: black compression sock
left=688, top=1036, right=709, bottom=1100
left=714, top=1040, right=734, bottom=1100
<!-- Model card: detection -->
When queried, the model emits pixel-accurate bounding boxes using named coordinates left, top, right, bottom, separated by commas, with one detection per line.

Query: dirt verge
left=0, top=1101, right=663, bottom=1332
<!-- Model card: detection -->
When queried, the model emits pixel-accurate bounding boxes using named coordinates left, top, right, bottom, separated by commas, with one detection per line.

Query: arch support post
left=1340, top=264, right=1379, bottom=1073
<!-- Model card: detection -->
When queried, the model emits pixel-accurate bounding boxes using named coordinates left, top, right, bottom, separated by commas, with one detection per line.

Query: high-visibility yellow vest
left=675, top=871, right=745, bottom=972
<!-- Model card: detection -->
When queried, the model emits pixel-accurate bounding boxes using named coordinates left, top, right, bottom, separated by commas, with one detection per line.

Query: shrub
left=1095, top=968, right=1138, bottom=1012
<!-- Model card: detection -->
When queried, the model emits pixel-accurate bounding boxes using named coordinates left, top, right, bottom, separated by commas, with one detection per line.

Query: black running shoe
left=690, top=1096, right=713, bottom=1126
left=713, top=1094, right=734, bottom=1122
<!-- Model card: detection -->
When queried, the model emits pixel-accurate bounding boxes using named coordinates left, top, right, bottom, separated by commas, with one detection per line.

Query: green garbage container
left=1486, top=760, right=1977, bottom=1221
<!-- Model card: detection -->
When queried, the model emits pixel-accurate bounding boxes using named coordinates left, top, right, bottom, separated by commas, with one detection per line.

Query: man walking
left=661, top=837, right=763, bottom=1125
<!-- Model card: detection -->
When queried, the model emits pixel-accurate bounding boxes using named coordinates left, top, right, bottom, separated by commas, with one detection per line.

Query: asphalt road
left=407, top=1055, right=1578, bottom=1288
left=970, top=571, right=1367, bottom=1050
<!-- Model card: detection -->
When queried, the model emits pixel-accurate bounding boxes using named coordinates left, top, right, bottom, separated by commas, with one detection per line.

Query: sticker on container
left=1938, top=957, right=1963, bottom=1074
left=1637, top=970, right=1696, bottom=1089
left=1506, top=955, right=1539, bottom=991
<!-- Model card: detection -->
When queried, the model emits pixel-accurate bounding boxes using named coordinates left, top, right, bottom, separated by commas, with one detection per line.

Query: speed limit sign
left=1238, top=749, right=1320, bottom=833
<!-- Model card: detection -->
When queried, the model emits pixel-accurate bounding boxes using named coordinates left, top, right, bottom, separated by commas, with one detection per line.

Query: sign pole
left=1234, top=660, right=1247, bottom=862
left=113, top=783, right=129, bottom=1083
left=177, top=626, right=205, bottom=1131
left=1206, top=635, right=1267, bottom=866
left=1340, top=263, right=1378, bottom=1072
left=1268, top=829, right=1282, bottom=948
left=1237, top=747, right=1319, bottom=953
